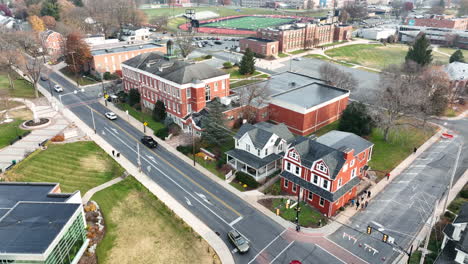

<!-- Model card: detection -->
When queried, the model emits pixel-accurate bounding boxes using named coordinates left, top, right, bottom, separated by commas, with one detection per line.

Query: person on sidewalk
left=413, top=147, right=417, bottom=154
left=116, top=153, right=120, bottom=158
left=386, top=172, right=390, bottom=180
left=356, top=200, right=360, bottom=209
left=365, top=201, right=369, bottom=208
left=112, top=150, right=115, bottom=156
left=367, top=190, right=371, bottom=198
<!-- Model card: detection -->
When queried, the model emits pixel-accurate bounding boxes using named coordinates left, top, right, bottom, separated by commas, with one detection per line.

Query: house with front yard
left=226, top=122, right=295, bottom=182
left=280, top=130, right=373, bottom=217
left=0, top=182, right=88, bottom=264
left=435, top=203, right=468, bottom=264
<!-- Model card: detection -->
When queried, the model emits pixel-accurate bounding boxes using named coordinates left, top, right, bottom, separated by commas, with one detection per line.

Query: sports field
left=202, top=16, right=295, bottom=30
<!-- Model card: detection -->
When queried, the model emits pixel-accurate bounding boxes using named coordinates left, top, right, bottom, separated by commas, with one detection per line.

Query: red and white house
left=121, top=52, right=230, bottom=132
left=280, top=130, right=373, bottom=217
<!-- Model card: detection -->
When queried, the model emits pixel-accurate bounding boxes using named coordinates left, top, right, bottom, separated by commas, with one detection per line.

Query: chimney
left=343, top=148, right=354, bottom=160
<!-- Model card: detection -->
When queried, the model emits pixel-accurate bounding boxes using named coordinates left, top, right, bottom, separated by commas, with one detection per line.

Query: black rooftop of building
left=0, top=183, right=71, bottom=209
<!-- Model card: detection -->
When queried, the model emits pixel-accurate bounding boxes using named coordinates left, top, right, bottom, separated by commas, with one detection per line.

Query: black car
left=214, top=41, right=222, bottom=45
left=141, top=136, right=158, bottom=148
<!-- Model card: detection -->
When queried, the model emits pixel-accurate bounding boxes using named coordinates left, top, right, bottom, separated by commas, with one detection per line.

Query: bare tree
left=149, top=16, right=169, bottom=31
left=319, top=63, right=358, bottom=91
left=175, top=33, right=196, bottom=59
left=0, top=31, right=22, bottom=91
left=237, top=82, right=271, bottom=123
left=343, top=2, right=368, bottom=22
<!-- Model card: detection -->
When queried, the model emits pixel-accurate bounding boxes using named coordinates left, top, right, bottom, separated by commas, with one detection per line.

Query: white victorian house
left=436, top=203, right=468, bottom=264
left=226, top=122, right=295, bottom=182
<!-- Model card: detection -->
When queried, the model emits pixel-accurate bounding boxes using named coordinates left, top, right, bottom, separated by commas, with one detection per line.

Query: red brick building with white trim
left=280, top=130, right=373, bottom=217
left=121, top=52, right=230, bottom=132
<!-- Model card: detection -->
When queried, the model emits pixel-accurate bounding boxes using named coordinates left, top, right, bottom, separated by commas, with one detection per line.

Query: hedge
left=155, top=126, right=169, bottom=140
left=235, top=172, right=259, bottom=188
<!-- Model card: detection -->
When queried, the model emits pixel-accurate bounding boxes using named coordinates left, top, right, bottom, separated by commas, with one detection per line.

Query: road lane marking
left=185, top=197, right=192, bottom=206
left=195, top=192, right=213, bottom=205
left=229, top=216, right=243, bottom=227
left=270, top=240, right=295, bottom=264
left=247, top=229, right=287, bottom=264
left=91, top=104, right=242, bottom=217
left=145, top=154, right=158, bottom=164
left=103, top=127, right=234, bottom=226
left=314, top=244, right=346, bottom=264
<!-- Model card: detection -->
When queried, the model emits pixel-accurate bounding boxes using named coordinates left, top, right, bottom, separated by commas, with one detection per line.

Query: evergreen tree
left=40, top=0, right=60, bottom=20
left=338, top=102, right=374, bottom=136
left=239, top=48, right=256, bottom=75
left=128, top=88, right=140, bottom=107
left=201, top=98, right=229, bottom=146
left=152, top=100, right=167, bottom=122
left=405, top=34, right=433, bottom=66
left=450, top=50, right=465, bottom=63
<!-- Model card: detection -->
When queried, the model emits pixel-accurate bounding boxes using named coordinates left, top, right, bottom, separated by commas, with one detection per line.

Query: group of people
left=351, top=190, right=372, bottom=210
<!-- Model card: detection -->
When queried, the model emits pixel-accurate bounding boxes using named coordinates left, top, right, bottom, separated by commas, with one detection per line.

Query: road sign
left=143, top=122, right=148, bottom=126
left=104, top=94, right=109, bottom=99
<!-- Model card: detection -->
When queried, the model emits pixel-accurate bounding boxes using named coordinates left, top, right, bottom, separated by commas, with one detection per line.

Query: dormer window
left=289, top=151, right=298, bottom=159
left=317, top=163, right=327, bottom=173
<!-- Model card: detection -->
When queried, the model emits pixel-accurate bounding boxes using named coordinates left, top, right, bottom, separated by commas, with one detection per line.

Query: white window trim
left=367, top=147, right=373, bottom=161
left=308, top=191, right=313, bottom=201
left=351, top=168, right=357, bottom=178
left=284, top=179, right=289, bottom=188
left=319, top=197, right=325, bottom=207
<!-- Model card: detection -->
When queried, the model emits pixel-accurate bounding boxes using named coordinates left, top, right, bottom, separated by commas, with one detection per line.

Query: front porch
left=226, top=149, right=282, bottom=182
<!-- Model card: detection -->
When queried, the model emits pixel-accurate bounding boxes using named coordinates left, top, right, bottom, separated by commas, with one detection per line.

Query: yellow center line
left=84, top=103, right=242, bottom=217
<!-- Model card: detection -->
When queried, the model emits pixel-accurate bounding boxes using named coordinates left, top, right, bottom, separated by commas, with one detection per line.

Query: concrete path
left=0, top=98, right=69, bottom=172
left=82, top=176, right=124, bottom=204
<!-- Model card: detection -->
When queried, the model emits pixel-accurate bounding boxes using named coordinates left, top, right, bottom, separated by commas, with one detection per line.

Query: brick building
left=239, top=37, right=279, bottom=57
left=39, top=30, right=64, bottom=58
left=90, top=42, right=166, bottom=75
left=223, top=72, right=350, bottom=136
left=280, top=130, right=373, bottom=217
left=404, top=15, right=468, bottom=30
left=256, top=23, right=352, bottom=53
left=121, top=52, right=230, bottom=132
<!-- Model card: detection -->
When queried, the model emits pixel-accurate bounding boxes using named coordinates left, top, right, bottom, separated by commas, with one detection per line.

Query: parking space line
left=248, top=229, right=287, bottom=264
left=270, top=241, right=295, bottom=264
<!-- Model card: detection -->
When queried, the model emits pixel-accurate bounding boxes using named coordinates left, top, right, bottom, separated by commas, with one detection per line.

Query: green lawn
left=231, top=79, right=261, bottom=88
left=325, top=44, right=452, bottom=70
left=278, top=53, right=288, bottom=58
left=92, top=176, right=219, bottom=264
left=408, top=250, right=422, bottom=264
left=116, top=103, right=165, bottom=134
left=60, top=68, right=99, bottom=86
left=224, top=67, right=263, bottom=79
left=203, top=16, right=294, bottom=30
left=188, top=154, right=226, bottom=180
left=290, top=49, right=309, bottom=55
left=5, top=141, right=124, bottom=194
left=320, top=40, right=348, bottom=48
left=0, top=119, right=29, bottom=149
left=269, top=199, right=328, bottom=228
left=437, top=47, right=468, bottom=59
left=0, top=73, right=38, bottom=98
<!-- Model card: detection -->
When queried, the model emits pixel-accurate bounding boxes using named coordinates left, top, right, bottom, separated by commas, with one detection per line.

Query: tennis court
left=202, top=16, right=295, bottom=30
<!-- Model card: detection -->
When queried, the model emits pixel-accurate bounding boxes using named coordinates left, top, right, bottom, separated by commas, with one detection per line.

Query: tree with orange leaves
left=64, top=32, right=92, bottom=73
left=41, top=16, right=57, bottom=29
left=29, top=15, right=46, bottom=32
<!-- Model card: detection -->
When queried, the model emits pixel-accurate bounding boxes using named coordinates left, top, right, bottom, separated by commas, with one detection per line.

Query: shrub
left=204, top=55, right=212, bottom=59
left=268, top=181, right=281, bottom=195
left=253, top=53, right=265, bottom=59
left=134, top=103, right=141, bottom=111
left=155, top=126, right=169, bottom=140
left=168, top=123, right=181, bottom=136
left=103, top=72, right=112, bottom=80
left=176, top=145, right=192, bottom=155
left=219, top=164, right=232, bottom=174
left=51, top=134, right=65, bottom=142
left=460, top=190, right=468, bottom=199
left=235, top=172, right=259, bottom=188
left=223, top=62, right=233, bottom=69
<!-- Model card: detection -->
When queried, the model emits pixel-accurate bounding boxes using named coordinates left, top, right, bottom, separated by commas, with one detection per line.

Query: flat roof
left=0, top=202, right=80, bottom=254
left=0, top=183, right=70, bottom=209
left=259, top=71, right=324, bottom=95
left=91, top=43, right=164, bottom=56
left=245, top=37, right=277, bottom=43
left=272, top=83, right=348, bottom=109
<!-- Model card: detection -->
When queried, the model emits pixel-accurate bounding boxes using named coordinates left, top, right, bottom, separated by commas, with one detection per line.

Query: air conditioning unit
left=220, top=97, right=231, bottom=106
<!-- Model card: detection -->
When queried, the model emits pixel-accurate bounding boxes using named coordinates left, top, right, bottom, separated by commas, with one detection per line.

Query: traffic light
left=367, top=226, right=372, bottom=234
left=382, top=234, right=389, bottom=243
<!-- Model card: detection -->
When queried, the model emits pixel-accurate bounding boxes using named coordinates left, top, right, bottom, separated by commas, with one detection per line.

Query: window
left=368, top=147, right=373, bottom=161
left=214, top=82, right=218, bottom=91
left=265, top=149, right=268, bottom=155
left=343, top=163, right=348, bottom=172
left=317, top=163, right=328, bottom=173
left=289, top=151, right=297, bottom=159
left=187, top=104, right=192, bottom=113
left=350, top=159, right=355, bottom=167
left=257, top=149, right=260, bottom=156
left=322, top=180, right=329, bottom=190
left=308, top=192, right=313, bottom=200
left=286, top=162, right=291, bottom=171
left=295, top=166, right=300, bottom=175
left=278, top=143, right=283, bottom=151
left=292, top=183, right=297, bottom=192
left=246, top=144, right=250, bottom=152
left=338, top=178, right=342, bottom=187
left=351, top=168, right=357, bottom=178
left=284, top=179, right=289, bottom=188
left=205, top=85, right=211, bottom=101
left=313, top=174, right=318, bottom=184
left=236, top=140, right=239, bottom=147
left=319, top=197, right=325, bottom=207
left=186, top=88, right=191, bottom=98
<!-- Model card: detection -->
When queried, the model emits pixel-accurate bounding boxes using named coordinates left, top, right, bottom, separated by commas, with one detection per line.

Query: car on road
left=293, top=57, right=302, bottom=61
left=54, top=84, right=63, bottom=92
left=214, top=41, right=222, bottom=45
left=141, top=136, right=158, bottom=148
left=40, top=75, right=49, bottom=81
left=105, top=111, right=117, bottom=120
left=227, top=230, right=249, bottom=253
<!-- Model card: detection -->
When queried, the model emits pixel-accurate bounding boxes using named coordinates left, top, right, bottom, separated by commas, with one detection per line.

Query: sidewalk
left=0, top=97, right=69, bottom=172
left=82, top=176, right=124, bottom=204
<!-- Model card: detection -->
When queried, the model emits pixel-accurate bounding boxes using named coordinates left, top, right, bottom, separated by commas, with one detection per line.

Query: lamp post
left=192, top=121, right=196, bottom=167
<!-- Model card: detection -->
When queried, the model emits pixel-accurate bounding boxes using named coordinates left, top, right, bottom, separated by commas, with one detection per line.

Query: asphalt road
left=41, top=71, right=346, bottom=264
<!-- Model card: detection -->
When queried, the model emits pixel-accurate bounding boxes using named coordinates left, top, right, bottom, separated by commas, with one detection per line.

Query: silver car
left=105, top=112, right=117, bottom=120
left=227, top=230, right=249, bottom=253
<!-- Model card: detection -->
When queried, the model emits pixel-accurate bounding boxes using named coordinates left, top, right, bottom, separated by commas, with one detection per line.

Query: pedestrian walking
left=356, top=201, right=360, bottom=209
left=361, top=203, right=365, bottom=210
left=367, top=190, right=371, bottom=198
left=351, top=199, right=355, bottom=207
left=413, top=147, right=417, bottom=154
left=116, top=153, right=120, bottom=158
left=386, top=172, right=390, bottom=180
left=112, top=150, right=115, bottom=156
left=365, top=201, right=369, bottom=208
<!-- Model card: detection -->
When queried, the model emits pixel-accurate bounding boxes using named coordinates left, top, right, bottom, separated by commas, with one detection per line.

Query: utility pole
left=192, top=122, right=196, bottom=166
left=295, top=186, right=301, bottom=232
left=419, top=199, right=439, bottom=264
left=90, top=108, right=96, bottom=134
left=442, top=142, right=463, bottom=214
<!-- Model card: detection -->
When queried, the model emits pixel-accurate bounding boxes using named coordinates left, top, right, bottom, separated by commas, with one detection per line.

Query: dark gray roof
left=226, top=149, right=282, bottom=169
left=281, top=171, right=360, bottom=202
left=0, top=183, right=71, bottom=208
left=443, top=223, right=455, bottom=240
left=234, top=122, right=295, bottom=149
left=435, top=240, right=459, bottom=264
left=0, top=202, right=80, bottom=254
left=316, top=130, right=374, bottom=155
left=122, top=52, right=227, bottom=85
left=454, top=203, right=468, bottom=224
left=91, top=43, right=164, bottom=56
left=292, top=136, right=346, bottom=180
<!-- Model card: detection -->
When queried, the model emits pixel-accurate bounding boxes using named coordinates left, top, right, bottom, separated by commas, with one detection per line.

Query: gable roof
left=234, top=122, right=295, bottom=149
left=292, top=136, right=346, bottom=179
left=454, top=203, right=468, bottom=224
left=316, top=130, right=374, bottom=155
left=122, top=52, right=227, bottom=85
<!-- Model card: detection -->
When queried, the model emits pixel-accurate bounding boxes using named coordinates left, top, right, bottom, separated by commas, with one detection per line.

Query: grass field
left=0, top=73, right=37, bottom=98
left=203, top=16, right=294, bottom=30
left=5, top=141, right=124, bottom=194
left=60, top=68, right=99, bottom=86
left=261, top=198, right=328, bottom=228
left=324, top=44, right=453, bottom=70
left=436, top=47, right=468, bottom=58
left=0, top=119, right=29, bottom=149
left=116, top=103, right=165, bottom=134
left=93, top=176, right=220, bottom=264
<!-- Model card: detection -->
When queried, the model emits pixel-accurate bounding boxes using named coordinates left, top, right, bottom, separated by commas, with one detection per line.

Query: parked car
left=293, top=57, right=302, bottom=61
left=105, top=111, right=117, bottom=120
left=214, top=41, right=222, bottom=45
left=141, top=136, right=158, bottom=148
left=54, top=84, right=63, bottom=92
left=40, top=75, right=48, bottom=81
left=162, top=31, right=168, bottom=34
left=227, top=230, right=249, bottom=253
